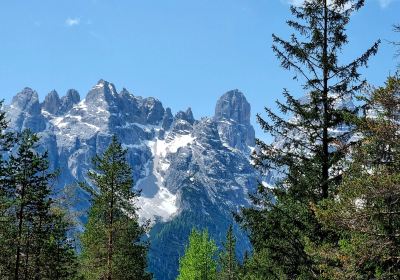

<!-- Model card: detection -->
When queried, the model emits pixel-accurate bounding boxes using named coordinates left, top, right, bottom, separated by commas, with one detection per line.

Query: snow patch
left=136, top=186, right=178, bottom=224
left=154, top=134, right=195, bottom=158
left=261, top=181, right=273, bottom=189
left=75, top=100, right=88, bottom=110
left=134, top=133, right=194, bottom=224
left=134, top=133, right=195, bottom=223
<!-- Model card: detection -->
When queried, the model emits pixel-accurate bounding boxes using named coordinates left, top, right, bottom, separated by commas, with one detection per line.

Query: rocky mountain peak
left=162, top=107, right=174, bottom=130
left=59, top=89, right=80, bottom=114
left=64, top=89, right=80, bottom=103
left=4, top=82, right=259, bottom=280
left=214, top=89, right=251, bottom=125
left=141, top=97, right=165, bottom=125
left=119, top=87, right=130, bottom=97
left=11, top=87, right=41, bottom=114
left=85, top=79, right=118, bottom=106
left=213, top=90, right=255, bottom=152
left=42, top=89, right=80, bottom=115
left=97, top=79, right=117, bottom=93
left=42, top=90, right=61, bottom=115
left=175, top=107, right=195, bottom=125
left=8, top=87, right=45, bottom=132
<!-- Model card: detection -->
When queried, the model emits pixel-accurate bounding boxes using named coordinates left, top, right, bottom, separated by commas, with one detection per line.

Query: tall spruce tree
left=40, top=207, right=79, bottom=280
left=2, top=129, right=77, bottom=280
left=218, top=225, right=239, bottom=280
left=0, top=100, right=15, bottom=219
left=177, top=229, right=218, bottom=280
left=316, top=75, right=400, bottom=279
left=0, top=100, right=17, bottom=279
left=79, top=135, right=151, bottom=280
left=8, top=130, right=54, bottom=280
left=238, top=0, right=379, bottom=278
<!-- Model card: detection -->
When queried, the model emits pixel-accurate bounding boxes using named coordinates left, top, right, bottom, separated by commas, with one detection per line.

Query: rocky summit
left=4, top=80, right=260, bottom=280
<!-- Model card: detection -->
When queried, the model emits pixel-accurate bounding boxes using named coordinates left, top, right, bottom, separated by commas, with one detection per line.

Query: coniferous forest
left=1, top=0, right=400, bottom=279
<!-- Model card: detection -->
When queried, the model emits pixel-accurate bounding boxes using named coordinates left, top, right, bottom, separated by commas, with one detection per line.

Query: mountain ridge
left=4, top=80, right=260, bottom=280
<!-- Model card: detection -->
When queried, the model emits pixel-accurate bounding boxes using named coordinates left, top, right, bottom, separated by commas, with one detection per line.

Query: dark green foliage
left=238, top=0, right=379, bottom=278
left=0, top=100, right=15, bottom=154
left=148, top=187, right=250, bottom=280
left=79, top=135, right=151, bottom=280
left=0, top=129, right=77, bottom=280
left=239, top=191, right=325, bottom=279
left=38, top=207, right=79, bottom=280
left=218, top=225, right=239, bottom=280
left=316, top=75, right=400, bottom=279
left=0, top=99, right=15, bottom=222
left=8, top=130, right=54, bottom=279
left=177, top=228, right=218, bottom=280
left=0, top=100, right=17, bottom=279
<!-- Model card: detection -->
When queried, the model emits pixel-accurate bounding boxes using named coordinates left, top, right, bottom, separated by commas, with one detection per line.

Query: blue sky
left=0, top=0, right=399, bottom=139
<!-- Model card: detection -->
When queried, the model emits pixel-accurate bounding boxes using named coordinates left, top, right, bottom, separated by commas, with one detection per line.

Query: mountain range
left=4, top=79, right=260, bottom=280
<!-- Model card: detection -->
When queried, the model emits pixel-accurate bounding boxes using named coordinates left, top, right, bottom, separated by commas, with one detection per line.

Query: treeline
left=0, top=115, right=150, bottom=279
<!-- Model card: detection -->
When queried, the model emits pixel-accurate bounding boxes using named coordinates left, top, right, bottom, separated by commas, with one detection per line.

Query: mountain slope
left=4, top=80, right=259, bottom=279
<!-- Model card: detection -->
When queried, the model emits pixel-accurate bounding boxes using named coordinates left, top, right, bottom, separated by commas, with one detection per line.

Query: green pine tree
left=0, top=100, right=15, bottom=219
left=316, top=75, right=400, bottom=279
left=0, top=100, right=17, bottom=279
left=79, top=135, right=151, bottom=280
left=2, top=129, right=77, bottom=280
left=40, top=207, right=79, bottom=280
left=218, top=225, right=239, bottom=280
left=238, top=0, right=379, bottom=278
left=177, top=229, right=218, bottom=280
left=9, top=130, right=54, bottom=280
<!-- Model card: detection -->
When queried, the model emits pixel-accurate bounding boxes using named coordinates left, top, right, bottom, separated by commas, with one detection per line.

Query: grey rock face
left=42, top=90, right=61, bottom=115
left=5, top=81, right=259, bottom=280
left=162, top=107, right=174, bottom=130
left=85, top=79, right=117, bottom=108
left=175, top=107, right=195, bottom=125
left=215, top=89, right=251, bottom=124
left=151, top=116, right=258, bottom=279
left=141, top=97, right=165, bottom=125
left=59, top=89, right=80, bottom=114
left=214, top=90, right=255, bottom=153
left=42, top=89, right=81, bottom=116
left=11, top=87, right=41, bottom=114
left=7, top=87, right=46, bottom=132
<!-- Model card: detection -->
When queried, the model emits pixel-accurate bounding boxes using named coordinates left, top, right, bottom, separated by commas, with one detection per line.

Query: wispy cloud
left=65, top=17, right=80, bottom=27
left=378, top=0, right=393, bottom=8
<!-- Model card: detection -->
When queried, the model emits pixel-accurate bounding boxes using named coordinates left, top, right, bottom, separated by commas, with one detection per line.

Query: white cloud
left=378, top=0, right=393, bottom=8
left=65, top=17, right=80, bottom=27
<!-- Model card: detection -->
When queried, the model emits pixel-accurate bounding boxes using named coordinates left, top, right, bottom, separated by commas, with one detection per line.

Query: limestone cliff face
left=5, top=81, right=260, bottom=280
left=214, top=89, right=255, bottom=153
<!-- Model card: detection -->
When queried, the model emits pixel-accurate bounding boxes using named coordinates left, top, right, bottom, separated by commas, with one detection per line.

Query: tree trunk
left=14, top=184, right=26, bottom=280
left=107, top=174, right=115, bottom=280
left=322, top=0, right=330, bottom=199
left=34, top=216, right=43, bottom=280
left=23, top=237, right=30, bottom=280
